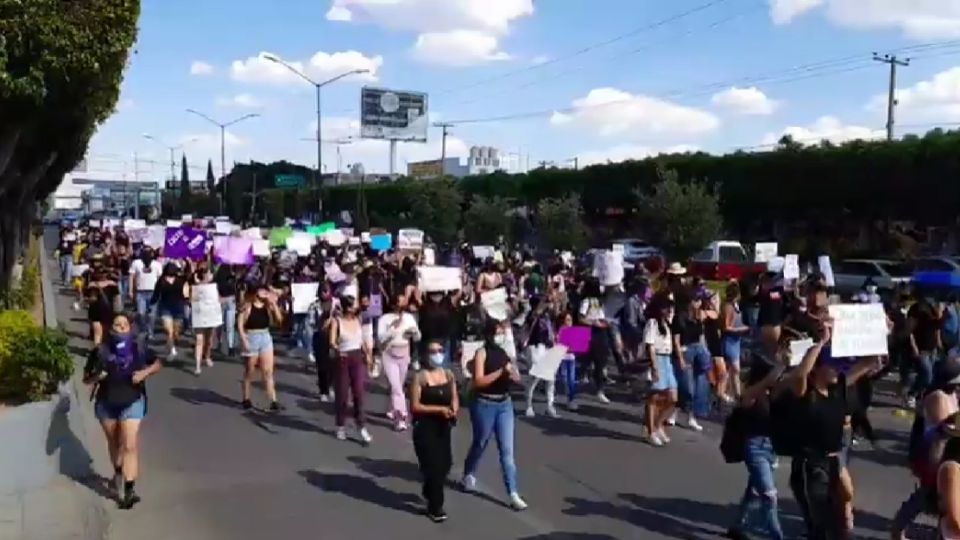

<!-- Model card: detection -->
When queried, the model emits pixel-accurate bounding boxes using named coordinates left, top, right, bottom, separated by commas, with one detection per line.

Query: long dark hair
left=646, top=292, right=674, bottom=335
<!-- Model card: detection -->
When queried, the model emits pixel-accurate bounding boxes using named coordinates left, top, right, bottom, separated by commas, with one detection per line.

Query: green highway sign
left=275, top=174, right=305, bottom=188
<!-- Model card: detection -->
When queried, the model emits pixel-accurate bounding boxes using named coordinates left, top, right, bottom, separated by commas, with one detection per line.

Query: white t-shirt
left=129, top=259, right=163, bottom=291
left=377, top=312, right=420, bottom=349
left=643, top=319, right=673, bottom=356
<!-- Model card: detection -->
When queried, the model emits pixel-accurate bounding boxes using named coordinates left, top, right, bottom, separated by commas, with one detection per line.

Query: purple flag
left=213, top=236, right=254, bottom=265
left=164, top=227, right=207, bottom=261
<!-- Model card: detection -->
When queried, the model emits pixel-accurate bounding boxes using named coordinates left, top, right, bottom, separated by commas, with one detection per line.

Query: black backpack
left=720, top=407, right=748, bottom=463
left=770, top=392, right=804, bottom=457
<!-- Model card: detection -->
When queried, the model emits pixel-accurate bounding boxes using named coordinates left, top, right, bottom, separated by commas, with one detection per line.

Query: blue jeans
left=675, top=361, right=694, bottom=411
left=558, top=359, right=577, bottom=401
left=723, top=336, right=742, bottom=368
left=136, top=294, right=155, bottom=337
left=220, top=298, right=237, bottom=351
left=58, top=255, right=73, bottom=283
left=736, top=436, right=784, bottom=540
left=911, top=350, right=937, bottom=397
left=464, top=397, right=518, bottom=495
left=292, top=313, right=312, bottom=351
left=684, top=344, right=712, bottom=418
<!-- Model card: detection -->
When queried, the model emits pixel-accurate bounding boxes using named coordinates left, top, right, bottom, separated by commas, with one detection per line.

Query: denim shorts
left=722, top=336, right=742, bottom=367
left=95, top=396, right=147, bottom=421
left=158, top=303, right=184, bottom=321
left=244, top=330, right=273, bottom=356
left=651, top=354, right=678, bottom=392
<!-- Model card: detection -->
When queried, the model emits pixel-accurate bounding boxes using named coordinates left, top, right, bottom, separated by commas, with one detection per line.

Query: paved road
left=49, top=255, right=926, bottom=540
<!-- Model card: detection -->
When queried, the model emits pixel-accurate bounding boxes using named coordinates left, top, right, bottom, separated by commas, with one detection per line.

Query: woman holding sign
left=190, top=265, right=215, bottom=376
left=377, top=291, right=421, bottom=431
left=238, top=285, right=284, bottom=412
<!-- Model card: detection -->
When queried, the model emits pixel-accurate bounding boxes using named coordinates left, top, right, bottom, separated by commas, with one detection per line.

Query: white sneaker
left=412, top=361, right=421, bottom=371
left=596, top=391, right=611, bottom=404
left=646, top=432, right=664, bottom=447
left=169, top=347, right=178, bottom=359
left=686, top=417, right=703, bottom=432
left=335, top=427, right=347, bottom=441
left=658, top=429, right=671, bottom=444
left=462, top=474, right=477, bottom=493
left=319, top=393, right=331, bottom=403
left=567, top=400, right=579, bottom=412
left=509, top=492, right=528, bottom=511
left=358, top=427, right=373, bottom=445
left=308, top=353, right=316, bottom=364
left=546, top=405, right=559, bottom=418
left=396, top=420, right=408, bottom=432
left=204, top=358, right=214, bottom=367
left=72, top=301, right=81, bottom=311
left=327, top=390, right=335, bottom=401
left=525, top=407, right=535, bottom=418
left=666, top=411, right=677, bottom=426
left=193, top=366, right=202, bottom=376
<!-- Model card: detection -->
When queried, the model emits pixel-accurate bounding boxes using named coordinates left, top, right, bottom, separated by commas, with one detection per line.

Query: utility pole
left=250, top=172, right=257, bottom=223
left=434, top=122, right=453, bottom=176
left=873, top=53, right=910, bottom=141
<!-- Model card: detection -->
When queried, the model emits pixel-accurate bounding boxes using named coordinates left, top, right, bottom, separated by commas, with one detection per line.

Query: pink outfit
left=382, top=344, right=411, bottom=419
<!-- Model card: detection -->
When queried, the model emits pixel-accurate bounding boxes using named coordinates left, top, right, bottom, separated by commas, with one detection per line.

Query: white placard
left=755, top=242, right=779, bottom=263
left=530, top=345, right=569, bottom=381
left=166, top=220, right=182, bottom=228
left=123, top=219, right=146, bottom=231
left=146, top=225, right=166, bottom=248
left=349, top=236, right=362, bottom=246
left=64, top=233, right=77, bottom=242
left=215, top=215, right=230, bottom=222
left=286, top=236, right=312, bottom=256
left=788, top=338, right=814, bottom=367
left=784, top=254, right=800, bottom=280
left=215, top=222, right=232, bottom=235
left=361, top=232, right=371, bottom=243
left=88, top=219, right=101, bottom=228
left=560, top=251, right=574, bottom=265
left=398, top=229, right=424, bottom=251
left=292, top=282, right=320, bottom=314
left=252, top=239, right=271, bottom=257
left=71, top=264, right=89, bottom=278
left=181, top=214, right=193, bottom=222
left=472, top=246, right=495, bottom=260
left=461, top=340, right=483, bottom=371
left=423, top=247, right=436, bottom=266
left=827, top=303, right=889, bottom=358
left=482, top=287, right=510, bottom=321
left=612, top=244, right=625, bottom=254
left=418, top=266, right=462, bottom=292
left=242, top=227, right=262, bottom=240
left=323, top=229, right=346, bottom=247
left=106, top=218, right=121, bottom=230
left=325, top=262, right=346, bottom=283
left=818, top=255, right=835, bottom=287
left=594, top=251, right=625, bottom=286
left=191, top=283, right=223, bottom=329
left=767, top=256, right=786, bottom=274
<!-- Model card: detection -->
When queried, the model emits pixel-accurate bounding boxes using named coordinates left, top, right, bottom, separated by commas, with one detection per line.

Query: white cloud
left=326, top=0, right=534, bottom=34
left=530, top=55, right=550, bottom=65
left=771, top=0, right=960, bottom=39
left=230, top=51, right=382, bottom=86
left=769, top=0, right=824, bottom=25
left=577, top=144, right=698, bottom=167
left=761, top=116, right=883, bottom=145
left=412, top=30, right=511, bottom=66
left=550, top=87, right=720, bottom=138
left=190, top=61, right=214, bottom=76
left=309, top=117, right=362, bottom=140
left=868, top=66, right=960, bottom=121
left=215, top=93, right=264, bottom=109
left=711, top=87, right=779, bottom=115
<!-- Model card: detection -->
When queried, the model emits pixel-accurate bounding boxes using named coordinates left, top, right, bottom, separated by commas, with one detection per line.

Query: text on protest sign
left=593, top=251, right=624, bottom=286
left=529, top=345, right=569, bottom=381
left=754, top=242, right=779, bottom=263
left=818, top=255, right=835, bottom=287
left=481, top=288, right=509, bottom=321
left=292, top=283, right=320, bottom=314
left=472, top=246, right=495, bottom=260
left=398, top=229, right=424, bottom=251
left=417, top=266, right=462, bottom=293
left=191, top=284, right=223, bottom=329
left=784, top=254, right=800, bottom=280
left=827, top=303, right=889, bottom=358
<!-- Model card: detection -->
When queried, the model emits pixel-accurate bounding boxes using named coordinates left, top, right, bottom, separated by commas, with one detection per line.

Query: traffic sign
left=275, top=174, right=305, bottom=188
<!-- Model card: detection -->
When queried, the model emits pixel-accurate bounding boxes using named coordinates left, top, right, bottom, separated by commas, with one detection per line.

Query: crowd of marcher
left=54, top=218, right=960, bottom=537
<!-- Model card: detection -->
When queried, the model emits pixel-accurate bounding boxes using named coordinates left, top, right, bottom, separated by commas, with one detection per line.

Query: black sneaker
left=427, top=511, right=448, bottom=523
left=241, top=399, right=253, bottom=411
left=112, top=472, right=123, bottom=499
left=118, top=489, right=141, bottom=510
left=269, top=401, right=284, bottom=412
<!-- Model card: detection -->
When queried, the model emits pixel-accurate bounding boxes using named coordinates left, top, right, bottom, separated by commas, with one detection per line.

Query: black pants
left=412, top=416, right=452, bottom=515
left=313, top=331, right=332, bottom=395
left=791, top=455, right=847, bottom=540
left=850, top=378, right=875, bottom=442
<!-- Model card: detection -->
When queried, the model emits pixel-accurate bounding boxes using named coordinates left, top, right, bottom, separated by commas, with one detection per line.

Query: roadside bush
left=0, top=311, right=73, bottom=404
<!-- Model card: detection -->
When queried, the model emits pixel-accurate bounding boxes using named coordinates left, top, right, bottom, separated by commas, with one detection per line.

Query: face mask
left=428, top=353, right=444, bottom=367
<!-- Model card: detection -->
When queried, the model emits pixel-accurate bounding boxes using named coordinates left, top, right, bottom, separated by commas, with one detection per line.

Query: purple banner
left=213, top=236, right=254, bottom=265
left=164, top=227, right=207, bottom=261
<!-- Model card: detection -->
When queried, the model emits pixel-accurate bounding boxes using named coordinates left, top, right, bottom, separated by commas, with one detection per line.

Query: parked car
left=610, top=238, right=664, bottom=274
left=910, top=256, right=960, bottom=273
left=832, top=259, right=912, bottom=296
left=688, top=241, right=767, bottom=281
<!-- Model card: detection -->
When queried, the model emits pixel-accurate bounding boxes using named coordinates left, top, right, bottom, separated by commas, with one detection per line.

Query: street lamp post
left=263, top=53, right=368, bottom=217
left=143, top=134, right=198, bottom=216
left=185, top=110, right=259, bottom=215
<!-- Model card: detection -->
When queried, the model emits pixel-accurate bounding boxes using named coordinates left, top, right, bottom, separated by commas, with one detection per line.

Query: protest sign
left=594, top=251, right=624, bottom=286
left=127, top=228, right=148, bottom=243
left=365, top=294, right=383, bottom=318
left=292, top=282, right=320, bottom=314
left=827, top=303, right=889, bottom=358
left=286, top=236, right=313, bottom=256
left=213, top=237, right=254, bottom=265
left=242, top=227, right=262, bottom=240
left=145, top=225, right=166, bottom=248
left=423, top=247, right=436, bottom=266
left=767, top=256, right=786, bottom=274
left=418, top=266, right=462, bottom=292
left=166, top=220, right=181, bottom=228
left=461, top=341, right=484, bottom=374
left=349, top=236, right=362, bottom=246
left=124, top=219, right=146, bottom=231
left=558, top=326, right=592, bottom=354
left=214, top=222, right=232, bottom=235
left=398, top=229, right=424, bottom=250
left=252, top=239, right=270, bottom=257
left=612, top=244, right=625, bottom=254
left=755, top=242, right=779, bottom=263
left=181, top=214, right=193, bottom=222
left=784, top=254, right=801, bottom=280
left=560, top=251, right=574, bottom=265
left=530, top=345, right=569, bottom=381
left=472, top=246, right=495, bottom=260
left=789, top=338, right=814, bottom=367
left=88, top=219, right=101, bottom=228
left=165, top=227, right=207, bottom=260
left=71, top=264, right=89, bottom=278
left=191, top=284, right=223, bottom=329
left=325, top=262, right=346, bottom=283
left=481, top=288, right=510, bottom=321
left=307, top=222, right=336, bottom=236
left=323, top=229, right=346, bottom=247
left=818, top=255, right=835, bottom=287
left=371, top=234, right=392, bottom=252
left=269, top=227, right=293, bottom=248
left=361, top=232, right=371, bottom=243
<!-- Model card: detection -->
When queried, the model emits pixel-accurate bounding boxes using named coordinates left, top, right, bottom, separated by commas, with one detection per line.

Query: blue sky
left=85, top=0, right=960, bottom=180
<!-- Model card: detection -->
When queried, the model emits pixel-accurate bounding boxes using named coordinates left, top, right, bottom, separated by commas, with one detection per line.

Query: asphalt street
left=48, top=248, right=928, bottom=540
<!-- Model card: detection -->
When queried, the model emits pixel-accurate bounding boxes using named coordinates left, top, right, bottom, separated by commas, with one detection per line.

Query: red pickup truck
left=687, top=241, right=768, bottom=281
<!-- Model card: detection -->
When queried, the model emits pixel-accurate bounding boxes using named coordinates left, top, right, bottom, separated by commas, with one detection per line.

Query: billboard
left=360, top=87, right=428, bottom=142
left=407, top=159, right=443, bottom=179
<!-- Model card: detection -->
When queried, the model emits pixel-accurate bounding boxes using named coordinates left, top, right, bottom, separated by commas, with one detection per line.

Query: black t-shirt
left=58, top=238, right=76, bottom=255
left=420, top=297, right=455, bottom=341
left=214, top=267, right=238, bottom=299
left=797, top=376, right=848, bottom=456
left=480, top=344, right=512, bottom=395
left=909, top=302, right=940, bottom=352
left=888, top=306, right=910, bottom=347
left=757, top=287, right=788, bottom=327
left=154, top=277, right=186, bottom=307
left=741, top=395, right=772, bottom=438
left=671, top=314, right=704, bottom=346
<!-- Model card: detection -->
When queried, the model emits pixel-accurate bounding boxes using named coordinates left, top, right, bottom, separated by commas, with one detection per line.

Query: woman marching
left=720, top=283, right=751, bottom=403
left=643, top=293, right=679, bottom=446
left=84, top=314, right=161, bottom=509
left=523, top=296, right=559, bottom=418
left=410, top=339, right=460, bottom=522
left=377, top=290, right=421, bottom=431
left=330, top=295, right=374, bottom=444
left=238, top=284, right=284, bottom=412
left=191, top=263, right=215, bottom=376
left=462, top=318, right=528, bottom=511
left=150, top=263, right=189, bottom=360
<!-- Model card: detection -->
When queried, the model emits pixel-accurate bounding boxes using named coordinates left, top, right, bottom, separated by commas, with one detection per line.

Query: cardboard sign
left=481, top=288, right=510, bottom=321
left=213, top=236, right=254, bottom=265
left=558, top=326, right=592, bottom=354
left=398, top=229, right=424, bottom=251
left=529, top=345, right=569, bottom=381
left=286, top=236, right=313, bottom=256
left=788, top=338, right=814, bottom=367
left=755, top=242, right=779, bottom=263
left=145, top=225, right=166, bottom=248
left=418, top=266, right=462, bottom=292
left=191, top=283, right=223, bottom=329
left=371, top=234, right=392, bottom=252
left=828, top=303, right=889, bottom=358
left=292, top=282, right=320, bottom=314
left=214, top=222, right=232, bottom=235
left=323, top=229, right=346, bottom=247
left=252, top=239, right=271, bottom=258
left=361, top=232, right=371, bottom=243
left=423, top=247, right=436, bottom=266
left=472, top=246, right=496, bottom=260
left=594, top=251, right=624, bottom=286
left=242, top=227, right=262, bottom=240
left=164, top=227, right=207, bottom=260
left=818, top=255, right=835, bottom=287
left=784, top=254, right=801, bottom=280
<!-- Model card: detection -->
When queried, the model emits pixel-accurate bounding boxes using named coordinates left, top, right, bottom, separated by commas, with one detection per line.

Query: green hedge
left=0, top=310, right=73, bottom=404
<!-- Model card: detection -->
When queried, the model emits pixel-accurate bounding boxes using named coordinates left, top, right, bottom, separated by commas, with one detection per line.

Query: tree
left=463, top=195, right=513, bottom=245
left=205, top=159, right=215, bottom=194
left=536, top=195, right=588, bottom=251
left=0, top=1, right=140, bottom=287
left=179, top=154, right=191, bottom=213
left=637, top=168, right=723, bottom=258
left=406, top=178, right=463, bottom=246
left=263, top=190, right=285, bottom=227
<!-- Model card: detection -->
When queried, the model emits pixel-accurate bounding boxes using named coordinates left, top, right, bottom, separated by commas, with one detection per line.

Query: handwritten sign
left=371, top=234, right=392, bottom=252
left=818, top=255, right=835, bottom=287
left=292, top=282, right=319, bottom=314
left=191, top=284, right=223, bottom=329
left=418, top=266, right=462, bottom=292
left=472, top=246, right=496, bottom=260
left=755, top=242, right=779, bottom=263
left=558, top=326, right=592, bottom=354
left=529, top=345, right=569, bottom=381
left=784, top=254, right=800, bottom=280
left=481, top=288, right=509, bottom=321
left=788, top=338, right=814, bottom=367
left=827, top=303, right=889, bottom=358
left=398, top=229, right=424, bottom=251
left=594, top=251, right=624, bottom=286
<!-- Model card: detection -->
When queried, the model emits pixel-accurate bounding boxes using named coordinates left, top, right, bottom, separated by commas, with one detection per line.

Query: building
left=406, top=146, right=505, bottom=179
left=164, top=180, right=210, bottom=194
left=466, top=146, right=501, bottom=175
